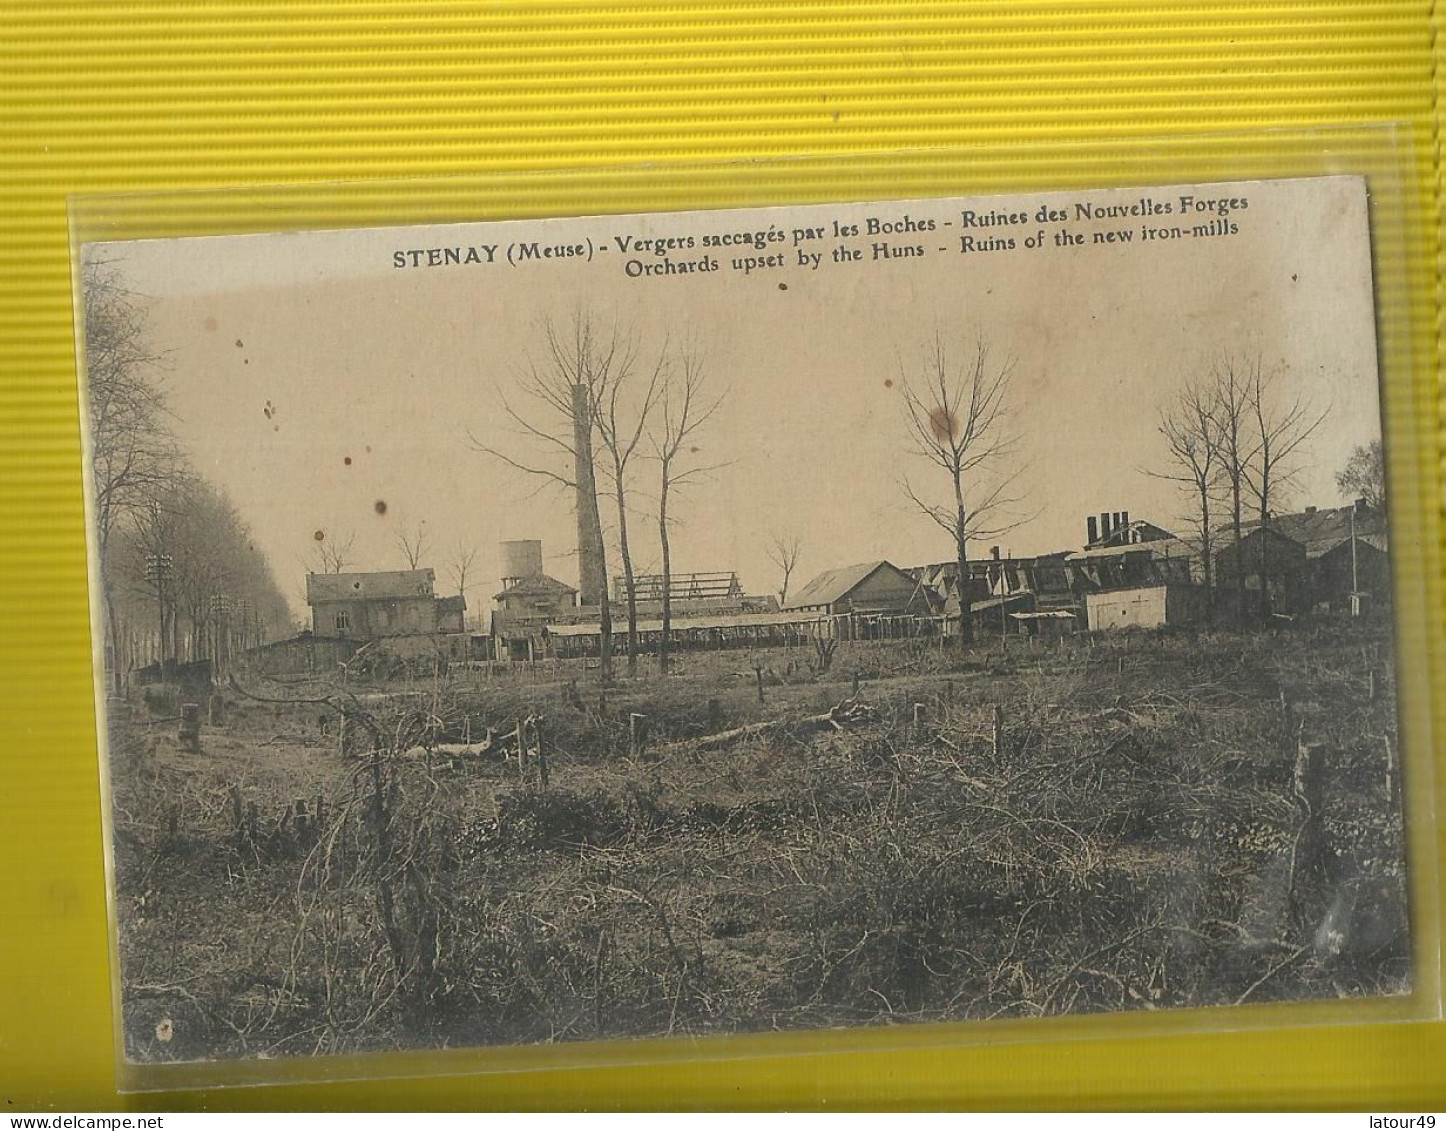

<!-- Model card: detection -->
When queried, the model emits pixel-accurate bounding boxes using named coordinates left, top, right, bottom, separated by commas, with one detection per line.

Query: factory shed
left=545, top=610, right=827, bottom=659
left=1238, top=501, right=1389, bottom=612
left=1009, top=610, right=1079, bottom=637
left=1085, top=584, right=1205, bottom=631
left=785, top=561, right=930, bottom=616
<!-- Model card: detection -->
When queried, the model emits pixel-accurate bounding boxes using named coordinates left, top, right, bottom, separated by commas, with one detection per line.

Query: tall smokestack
left=1087, top=516, right=1099, bottom=545
left=572, top=383, right=606, bottom=606
left=1099, top=511, right=1112, bottom=541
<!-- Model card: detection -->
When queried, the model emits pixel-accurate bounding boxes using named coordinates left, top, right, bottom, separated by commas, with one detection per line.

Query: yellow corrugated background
left=2, top=0, right=1443, bottom=1110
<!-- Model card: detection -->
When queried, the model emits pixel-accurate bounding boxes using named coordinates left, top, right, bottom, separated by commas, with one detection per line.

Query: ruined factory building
left=1066, top=536, right=1203, bottom=631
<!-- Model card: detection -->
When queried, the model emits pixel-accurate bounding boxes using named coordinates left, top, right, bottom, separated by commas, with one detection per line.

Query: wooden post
left=1293, top=727, right=1325, bottom=813
left=207, top=693, right=225, bottom=726
left=629, top=712, right=646, bottom=758
left=179, top=702, right=201, bottom=752
left=515, top=720, right=528, bottom=780
left=534, top=716, right=549, bottom=792
left=1291, top=727, right=1326, bottom=903
left=755, top=665, right=765, bottom=705
left=852, top=671, right=860, bottom=697
left=912, top=702, right=928, bottom=739
left=991, top=704, right=1003, bottom=760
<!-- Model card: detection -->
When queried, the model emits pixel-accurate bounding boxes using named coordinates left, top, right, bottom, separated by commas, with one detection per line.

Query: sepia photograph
left=78, top=175, right=1410, bottom=1065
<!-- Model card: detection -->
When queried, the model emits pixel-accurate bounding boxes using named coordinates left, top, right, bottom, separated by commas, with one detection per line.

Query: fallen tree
left=695, top=695, right=879, bottom=752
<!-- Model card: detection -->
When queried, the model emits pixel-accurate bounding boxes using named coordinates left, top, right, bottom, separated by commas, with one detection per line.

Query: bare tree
left=649, top=346, right=727, bottom=675
left=448, top=537, right=480, bottom=624
left=766, top=531, right=804, bottom=607
left=1336, top=439, right=1385, bottom=511
left=1245, top=361, right=1329, bottom=617
left=590, top=326, right=665, bottom=677
left=1206, top=355, right=1257, bottom=619
left=311, top=529, right=356, bottom=574
left=395, top=520, right=431, bottom=570
left=897, top=334, right=1020, bottom=645
left=470, top=313, right=614, bottom=682
left=80, top=257, right=182, bottom=676
left=1150, top=374, right=1221, bottom=599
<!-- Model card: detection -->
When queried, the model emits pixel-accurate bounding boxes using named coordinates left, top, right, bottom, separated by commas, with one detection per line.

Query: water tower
left=500, top=539, right=545, bottom=585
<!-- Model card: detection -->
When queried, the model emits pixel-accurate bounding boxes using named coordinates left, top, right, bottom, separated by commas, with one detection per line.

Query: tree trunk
left=1199, top=488, right=1213, bottom=619
left=1231, top=473, right=1245, bottom=622
left=1257, top=460, right=1272, bottom=620
left=658, top=476, right=672, bottom=675
left=612, top=462, right=639, bottom=677
left=102, top=577, right=120, bottom=693
left=1258, top=498, right=1272, bottom=619
left=953, top=470, right=974, bottom=645
left=572, top=382, right=612, bottom=683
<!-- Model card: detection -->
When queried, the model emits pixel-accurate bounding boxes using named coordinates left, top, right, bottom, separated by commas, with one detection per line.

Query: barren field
left=107, top=619, right=1410, bottom=1062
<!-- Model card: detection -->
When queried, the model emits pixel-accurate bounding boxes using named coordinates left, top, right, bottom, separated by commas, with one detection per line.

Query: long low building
left=544, top=610, right=829, bottom=659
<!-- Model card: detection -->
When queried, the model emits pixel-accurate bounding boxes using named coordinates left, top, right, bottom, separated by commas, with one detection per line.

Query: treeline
left=82, top=257, right=292, bottom=681
left=1154, top=353, right=1339, bottom=619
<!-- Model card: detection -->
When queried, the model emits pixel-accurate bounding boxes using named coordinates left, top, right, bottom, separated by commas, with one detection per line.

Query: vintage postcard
left=78, top=175, right=1409, bottom=1064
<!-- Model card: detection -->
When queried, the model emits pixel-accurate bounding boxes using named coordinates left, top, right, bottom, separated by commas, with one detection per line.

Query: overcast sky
left=87, top=176, right=1383, bottom=621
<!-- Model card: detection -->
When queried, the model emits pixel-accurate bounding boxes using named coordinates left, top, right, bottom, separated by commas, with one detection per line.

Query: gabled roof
left=307, top=569, right=435, bottom=604
left=1237, top=504, right=1388, bottom=558
left=785, top=561, right=911, bottom=609
left=494, top=571, right=578, bottom=601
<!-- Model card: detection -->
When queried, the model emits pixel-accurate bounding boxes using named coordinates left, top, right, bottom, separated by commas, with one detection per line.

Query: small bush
left=494, top=786, right=627, bottom=850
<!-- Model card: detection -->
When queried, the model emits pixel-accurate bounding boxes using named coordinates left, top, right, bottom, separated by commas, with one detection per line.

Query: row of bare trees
left=83, top=257, right=292, bottom=679
left=1154, top=354, right=1330, bottom=619
left=474, top=314, right=725, bottom=681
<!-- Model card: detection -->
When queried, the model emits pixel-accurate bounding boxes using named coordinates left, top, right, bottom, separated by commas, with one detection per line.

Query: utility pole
left=1349, top=504, right=1360, bottom=617
left=210, top=593, right=230, bottom=672
left=145, top=553, right=173, bottom=665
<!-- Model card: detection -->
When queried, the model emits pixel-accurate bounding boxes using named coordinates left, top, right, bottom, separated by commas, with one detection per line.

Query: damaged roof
left=494, top=571, right=578, bottom=601
left=307, top=569, right=435, bottom=604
